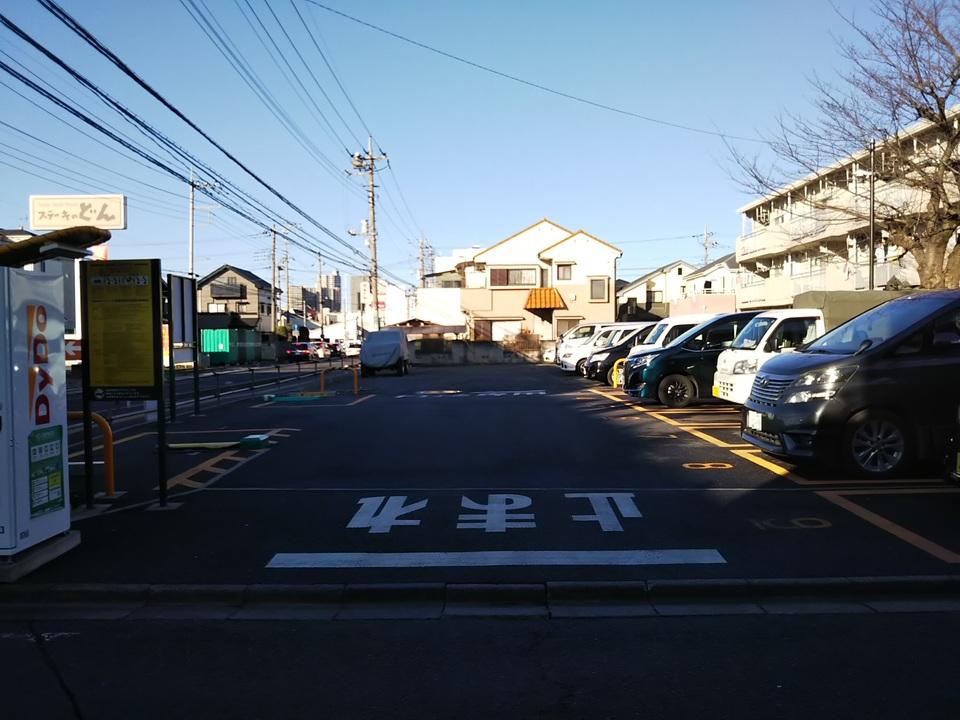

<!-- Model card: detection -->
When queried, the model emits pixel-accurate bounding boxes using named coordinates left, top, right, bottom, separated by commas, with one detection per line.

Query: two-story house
left=458, top=219, right=622, bottom=342
left=616, top=260, right=695, bottom=320
left=198, top=264, right=277, bottom=338
left=668, top=253, right=739, bottom=315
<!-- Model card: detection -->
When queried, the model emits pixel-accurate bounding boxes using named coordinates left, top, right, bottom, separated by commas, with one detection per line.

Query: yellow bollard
left=67, top=410, right=116, bottom=497
left=611, top=358, right=626, bottom=389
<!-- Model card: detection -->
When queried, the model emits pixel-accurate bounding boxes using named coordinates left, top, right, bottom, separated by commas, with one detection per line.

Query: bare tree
left=732, top=0, right=960, bottom=289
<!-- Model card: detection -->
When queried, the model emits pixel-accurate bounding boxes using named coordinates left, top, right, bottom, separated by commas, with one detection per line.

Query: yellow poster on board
left=84, top=260, right=156, bottom=388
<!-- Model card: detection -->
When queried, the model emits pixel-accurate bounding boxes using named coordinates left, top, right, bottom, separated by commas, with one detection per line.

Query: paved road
left=26, top=363, right=960, bottom=585
left=5, top=613, right=960, bottom=719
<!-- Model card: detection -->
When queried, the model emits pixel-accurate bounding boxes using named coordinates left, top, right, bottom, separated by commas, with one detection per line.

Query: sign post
left=80, top=259, right=166, bottom=506
left=166, top=274, right=199, bottom=418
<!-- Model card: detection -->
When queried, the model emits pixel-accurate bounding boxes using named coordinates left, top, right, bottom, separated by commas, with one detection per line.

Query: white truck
left=712, top=309, right=825, bottom=404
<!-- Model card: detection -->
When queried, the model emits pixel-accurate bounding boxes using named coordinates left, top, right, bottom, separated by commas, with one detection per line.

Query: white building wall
left=414, top=287, right=466, bottom=326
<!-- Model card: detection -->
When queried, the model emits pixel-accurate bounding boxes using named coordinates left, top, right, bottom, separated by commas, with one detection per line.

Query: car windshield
left=666, top=319, right=716, bottom=348
left=592, top=329, right=617, bottom=348
left=732, top=317, right=776, bottom=350
left=642, top=322, right=668, bottom=345
left=804, top=295, right=952, bottom=354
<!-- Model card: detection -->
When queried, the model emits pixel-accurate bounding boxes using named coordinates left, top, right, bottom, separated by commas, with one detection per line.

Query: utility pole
left=317, top=250, right=324, bottom=337
left=419, top=236, right=426, bottom=288
left=284, top=236, right=290, bottom=320
left=187, top=171, right=216, bottom=278
left=351, top=136, right=388, bottom=330
left=271, top=226, right=278, bottom=334
left=869, top=141, right=876, bottom=291
left=701, top=226, right=716, bottom=266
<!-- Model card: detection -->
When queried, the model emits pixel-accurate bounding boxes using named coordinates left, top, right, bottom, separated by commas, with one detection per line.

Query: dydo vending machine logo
left=26, top=303, right=64, bottom=516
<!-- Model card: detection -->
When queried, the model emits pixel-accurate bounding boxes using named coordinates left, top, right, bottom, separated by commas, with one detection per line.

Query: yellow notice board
left=81, top=259, right=161, bottom=399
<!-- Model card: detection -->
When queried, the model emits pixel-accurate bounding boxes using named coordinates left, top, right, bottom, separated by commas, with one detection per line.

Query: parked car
left=285, top=342, right=312, bottom=362
left=557, top=323, right=620, bottom=373
left=584, top=323, right=657, bottom=384
left=345, top=342, right=362, bottom=357
left=622, top=313, right=721, bottom=394
left=308, top=341, right=328, bottom=360
left=360, top=329, right=410, bottom=376
left=630, top=312, right=760, bottom=407
left=713, top=310, right=825, bottom=405
left=946, top=403, right=960, bottom=483
left=741, top=291, right=960, bottom=477
left=561, top=322, right=653, bottom=374
left=554, top=323, right=608, bottom=366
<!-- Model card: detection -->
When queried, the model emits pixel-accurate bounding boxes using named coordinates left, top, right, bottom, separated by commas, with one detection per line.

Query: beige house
left=458, top=219, right=622, bottom=342
left=197, top=264, right=277, bottom=336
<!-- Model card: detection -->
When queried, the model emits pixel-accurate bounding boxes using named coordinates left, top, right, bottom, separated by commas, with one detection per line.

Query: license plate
left=712, top=385, right=720, bottom=398
left=746, top=410, right=763, bottom=432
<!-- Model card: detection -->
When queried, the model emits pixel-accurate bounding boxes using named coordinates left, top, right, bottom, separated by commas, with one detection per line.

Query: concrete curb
left=4, top=577, right=960, bottom=619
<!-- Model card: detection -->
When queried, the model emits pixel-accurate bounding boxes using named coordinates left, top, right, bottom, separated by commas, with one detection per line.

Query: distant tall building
left=319, top=271, right=341, bottom=312
left=288, top=285, right=319, bottom=320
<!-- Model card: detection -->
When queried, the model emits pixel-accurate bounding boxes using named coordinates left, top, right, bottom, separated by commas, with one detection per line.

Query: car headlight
left=783, top=366, right=857, bottom=404
left=732, top=358, right=759, bottom=375
left=630, top=355, right=651, bottom=368
left=591, top=352, right=609, bottom=362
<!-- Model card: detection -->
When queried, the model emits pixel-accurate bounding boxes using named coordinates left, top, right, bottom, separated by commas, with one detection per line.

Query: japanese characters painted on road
left=345, top=493, right=645, bottom=534
left=80, top=259, right=162, bottom=401
left=29, top=194, right=127, bottom=231
left=0, top=267, right=71, bottom=553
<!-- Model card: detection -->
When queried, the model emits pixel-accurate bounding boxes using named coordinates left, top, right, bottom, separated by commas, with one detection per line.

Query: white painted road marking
left=267, top=549, right=726, bottom=568
left=394, top=390, right=547, bottom=399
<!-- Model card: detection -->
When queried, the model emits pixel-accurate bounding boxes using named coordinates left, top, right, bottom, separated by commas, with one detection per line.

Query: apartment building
left=734, top=126, right=935, bottom=309
left=457, top=219, right=622, bottom=342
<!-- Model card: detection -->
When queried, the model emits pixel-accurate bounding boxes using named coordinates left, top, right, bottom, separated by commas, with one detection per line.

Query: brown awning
left=524, top=287, right=567, bottom=310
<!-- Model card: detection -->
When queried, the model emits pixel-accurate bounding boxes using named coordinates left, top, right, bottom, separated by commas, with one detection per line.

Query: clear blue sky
left=0, top=0, right=876, bottom=287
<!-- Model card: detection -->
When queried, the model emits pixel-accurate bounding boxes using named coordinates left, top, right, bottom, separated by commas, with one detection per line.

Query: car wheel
left=575, top=359, right=587, bottom=376
left=843, top=410, right=911, bottom=478
left=396, top=360, right=404, bottom=376
left=658, top=374, right=695, bottom=408
left=605, top=367, right=617, bottom=386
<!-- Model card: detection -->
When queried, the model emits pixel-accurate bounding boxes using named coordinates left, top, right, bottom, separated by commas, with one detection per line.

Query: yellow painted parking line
left=729, top=448, right=793, bottom=476
left=654, top=407, right=739, bottom=415
left=817, top=489, right=960, bottom=564
left=683, top=428, right=754, bottom=449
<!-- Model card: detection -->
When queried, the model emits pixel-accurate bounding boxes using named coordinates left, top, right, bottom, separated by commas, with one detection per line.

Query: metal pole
left=271, top=226, right=278, bottom=334
left=192, top=278, right=201, bottom=415
left=166, top=276, right=176, bottom=423
left=368, top=136, right=381, bottom=330
left=79, top=263, right=95, bottom=509
left=188, top=171, right=195, bottom=279
left=869, top=141, right=876, bottom=291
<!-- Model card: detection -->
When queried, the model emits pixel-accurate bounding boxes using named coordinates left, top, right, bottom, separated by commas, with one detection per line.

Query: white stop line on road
left=266, top=549, right=726, bottom=568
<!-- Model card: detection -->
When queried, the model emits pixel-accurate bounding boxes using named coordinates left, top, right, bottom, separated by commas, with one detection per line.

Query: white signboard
left=29, top=194, right=127, bottom=230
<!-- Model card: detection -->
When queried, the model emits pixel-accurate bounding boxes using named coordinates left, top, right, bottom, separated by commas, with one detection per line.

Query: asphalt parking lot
left=27, top=362, right=960, bottom=586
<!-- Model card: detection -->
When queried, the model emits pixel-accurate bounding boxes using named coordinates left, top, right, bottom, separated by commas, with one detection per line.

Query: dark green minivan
left=635, top=312, right=761, bottom=408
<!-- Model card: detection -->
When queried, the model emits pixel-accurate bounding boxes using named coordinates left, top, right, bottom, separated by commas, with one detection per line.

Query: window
left=677, top=267, right=683, bottom=275
left=490, top=268, right=537, bottom=287
left=557, top=264, right=573, bottom=281
left=768, top=318, right=820, bottom=351
left=225, top=276, right=237, bottom=285
left=207, top=302, right=226, bottom=313
left=556, top=318, right=580, bottom=336
left=590, top=278, right=608, bottom=301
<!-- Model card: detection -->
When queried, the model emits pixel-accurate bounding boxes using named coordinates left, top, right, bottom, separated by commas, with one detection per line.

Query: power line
left=31, top=0, right=368, bottom=262
left=302, top=0, right=766, bottom=144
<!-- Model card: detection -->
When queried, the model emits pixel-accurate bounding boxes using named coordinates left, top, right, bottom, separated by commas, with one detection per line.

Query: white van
left=712, top=309, right=825, bottom=404
left=624, top=313, right=717, bottom=360
left=360, top=329, right=410, bottom=376
left=558, top=322, right=650, bottom=373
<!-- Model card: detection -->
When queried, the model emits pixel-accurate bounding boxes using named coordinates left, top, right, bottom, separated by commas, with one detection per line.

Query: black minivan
left=742, top=291, right=960, bottom=477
